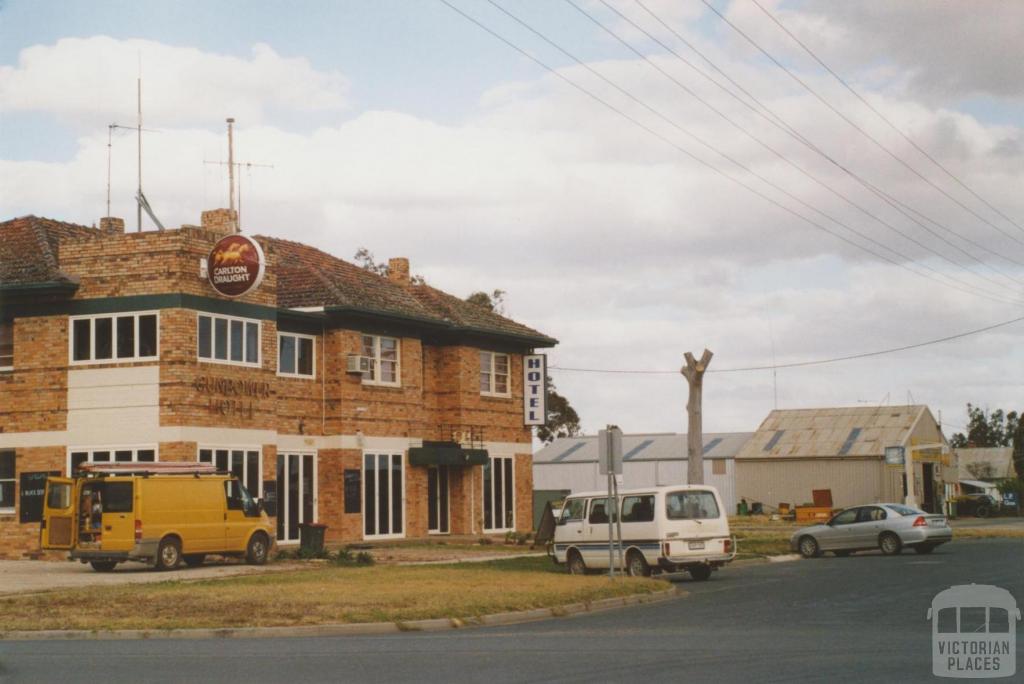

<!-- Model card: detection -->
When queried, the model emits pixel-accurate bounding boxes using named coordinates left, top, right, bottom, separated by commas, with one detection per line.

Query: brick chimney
left=388, top=257, right=410, bottom=284
left=201, top=208, right=238, bottom=235
left=98, top=216, right=125, bottom=234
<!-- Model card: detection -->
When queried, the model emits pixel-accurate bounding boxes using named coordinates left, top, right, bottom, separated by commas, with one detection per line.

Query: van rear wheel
left=626, top=550, right=651, bottom=577
left=183, top=554, right=206, bottom=568
left=155, top=537, right=182, bottom=570
left=246, top=533, right=269, bottom=565
left=89, top=560, right=118, bottom=572
left=566, top=549, right=586, bottom=575
left=688, top=564, right=712, bottom=581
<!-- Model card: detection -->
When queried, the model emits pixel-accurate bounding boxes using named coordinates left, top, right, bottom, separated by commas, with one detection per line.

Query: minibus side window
left=588, top=498, right=617, bottom=524
left=102, top=483, right=133, bottom=513
left=560, top=499, right=585, bottom=523
left=621, top=495, right=655, bottom=523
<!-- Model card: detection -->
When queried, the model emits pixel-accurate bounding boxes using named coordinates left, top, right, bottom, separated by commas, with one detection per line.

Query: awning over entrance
left=409, top=441, right=489, bottom=466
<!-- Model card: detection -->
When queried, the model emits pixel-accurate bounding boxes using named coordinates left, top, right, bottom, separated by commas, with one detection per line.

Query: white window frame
left=0, top=320, right=13, bottom=371
left=0, top=450, right=14, bottom=514
left=277, top=451, right=318, bottom=544
left=68, top=311, right=160, bottom=366
left=479, top=351, right=511, bottom=398
left=197, top=446, right=264, bottom=499
left=66, top=445, right=159, bottom=475
left=197, top=312, right=261, bottom=368
left=277, top=332, right=316, bottom=379
left=362, top=452, right=406, bottom=540
left=360, top=334, right=401, bottom=387
left=482, top=454, right=516, bottom=533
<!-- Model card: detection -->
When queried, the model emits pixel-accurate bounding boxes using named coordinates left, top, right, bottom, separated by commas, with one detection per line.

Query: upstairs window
left=479, top=351, right=510, bottom=396
left=0, top=320, right=12, bottom=370
left=68, top=447, right=157, bottom=475
left=361, top=335, right=399, bottom=386
left=70, top=313, right=158, bottom=364
left=198, top=313, right=260, bottom=367
left=278, top=333, right=315, bottom=378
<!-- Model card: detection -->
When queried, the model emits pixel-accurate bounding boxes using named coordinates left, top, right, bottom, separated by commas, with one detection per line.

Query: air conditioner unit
left=346, top=354, right=371, bottom=374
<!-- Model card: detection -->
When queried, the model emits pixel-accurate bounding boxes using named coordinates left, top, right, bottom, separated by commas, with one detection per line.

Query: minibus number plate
left=688, top=541, right=705, bottom=550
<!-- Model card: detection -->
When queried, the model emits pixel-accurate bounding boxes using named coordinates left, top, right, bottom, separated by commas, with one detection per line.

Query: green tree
left=950, top=403, right=1019, bottom=447
left=465, top=289, right=506, bottom=315
left=1014, top=419, right=1024, bottom=482
left=535, top=378, right=582, bottom=444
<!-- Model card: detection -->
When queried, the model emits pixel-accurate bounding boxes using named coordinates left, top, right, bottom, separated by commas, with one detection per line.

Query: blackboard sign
left=261, top=480, right=278, bottom=517
left=344, top=469, right=361, bottom=514
left=20, top=471, right=60, bottom=524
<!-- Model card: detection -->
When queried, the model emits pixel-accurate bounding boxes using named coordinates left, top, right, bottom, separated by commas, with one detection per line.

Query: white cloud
left=0, top=37, right=349, bottom=128
left=1, top=30, right=1023, bottom=435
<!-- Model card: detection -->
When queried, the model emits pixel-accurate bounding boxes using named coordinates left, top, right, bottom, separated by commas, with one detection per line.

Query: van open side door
left=41, top=477, right=76, bottom=550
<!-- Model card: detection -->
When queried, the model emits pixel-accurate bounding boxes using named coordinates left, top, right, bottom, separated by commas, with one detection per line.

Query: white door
left=277, top=452, right=317, bottom=543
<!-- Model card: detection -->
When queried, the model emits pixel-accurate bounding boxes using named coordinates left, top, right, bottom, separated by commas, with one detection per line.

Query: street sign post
left=599, top=426, right=624, bottom=576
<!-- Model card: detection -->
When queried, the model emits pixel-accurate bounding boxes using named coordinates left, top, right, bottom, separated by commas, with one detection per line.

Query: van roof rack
left=78, top=462, right=219, bottom=476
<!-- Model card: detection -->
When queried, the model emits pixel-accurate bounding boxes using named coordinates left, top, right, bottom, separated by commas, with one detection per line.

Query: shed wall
left=735, top=458, right=885, bottom=509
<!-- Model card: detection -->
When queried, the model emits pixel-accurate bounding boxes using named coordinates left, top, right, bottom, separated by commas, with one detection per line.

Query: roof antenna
left=107, top=122, right=156, bottom=222
left=131, top=56, right=165, bottom=231
left=204, top=118, right=273, bottom=233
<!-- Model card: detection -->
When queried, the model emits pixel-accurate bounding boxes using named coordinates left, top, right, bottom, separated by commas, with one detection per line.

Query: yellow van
left=41, top=462, right=274, bottom=572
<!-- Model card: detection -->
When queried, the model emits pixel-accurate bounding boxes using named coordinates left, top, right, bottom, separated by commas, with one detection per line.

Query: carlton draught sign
left=208, top=234, right=265, bottom=298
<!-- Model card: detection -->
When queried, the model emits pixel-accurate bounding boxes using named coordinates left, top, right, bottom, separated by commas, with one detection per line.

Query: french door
left=364, top=453, right=404, bottom=539
left=483, top=455, right=515, bottom=532
left=277, top=452, right=317, bottom=543
left=427, top=465, right=450, bottom=535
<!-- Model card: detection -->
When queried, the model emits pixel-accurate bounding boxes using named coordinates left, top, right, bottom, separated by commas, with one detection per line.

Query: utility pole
left=682, top=349, right=713, bottom=485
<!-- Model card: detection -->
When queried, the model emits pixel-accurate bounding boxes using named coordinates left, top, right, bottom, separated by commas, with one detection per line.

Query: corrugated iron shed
left=736, top=405, right=930, bottom=459
left=535, top=432, right=752, bottom=464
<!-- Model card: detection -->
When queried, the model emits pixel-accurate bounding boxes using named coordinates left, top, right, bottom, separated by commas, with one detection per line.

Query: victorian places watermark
left=928, top=584, right=1019, bottom=678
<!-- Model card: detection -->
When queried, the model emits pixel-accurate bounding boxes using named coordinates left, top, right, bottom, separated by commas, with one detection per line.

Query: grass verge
left=0, top=556, right=664, bottom=632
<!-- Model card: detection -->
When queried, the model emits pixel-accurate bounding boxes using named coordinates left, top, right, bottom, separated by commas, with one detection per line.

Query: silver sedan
left=790, top=503, right=953, bottom=558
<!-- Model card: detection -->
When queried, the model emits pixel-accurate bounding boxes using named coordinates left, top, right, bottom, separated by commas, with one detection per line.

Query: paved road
left=1, top=538, right=1021, bottom=683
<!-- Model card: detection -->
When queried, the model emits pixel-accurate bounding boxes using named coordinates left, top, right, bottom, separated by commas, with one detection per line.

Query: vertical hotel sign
left=524, top=354, right=547, bottom=426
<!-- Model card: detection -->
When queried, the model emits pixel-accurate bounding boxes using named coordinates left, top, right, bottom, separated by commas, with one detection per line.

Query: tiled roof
left=260, top=237, right=557, bottom=346
left=735, top=405, right=931, bottom=459
left=0, top=215, right=93, bottom=286
left=407, top=284, right=556, bottom=345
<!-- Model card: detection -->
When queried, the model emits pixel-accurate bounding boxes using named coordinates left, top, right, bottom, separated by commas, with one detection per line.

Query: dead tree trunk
left=682, top=349, right=713, bottom=485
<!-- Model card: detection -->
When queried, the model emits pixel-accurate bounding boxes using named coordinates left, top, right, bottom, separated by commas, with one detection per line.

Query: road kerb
left=0, top=587, right=681, bottom=641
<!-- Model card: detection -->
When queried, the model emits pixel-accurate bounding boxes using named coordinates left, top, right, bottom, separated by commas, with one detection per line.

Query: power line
left=700, top=0, right=1024, bottom=251
left=748, top=0, right=1024, bottom=239
left=549, top=314, right=1024, bottom=375
left=476, top=0, right=1023, bottom=306
left=564, top=0, right=1024, bottom=295
left=621, top=0, right=1024, bottom=278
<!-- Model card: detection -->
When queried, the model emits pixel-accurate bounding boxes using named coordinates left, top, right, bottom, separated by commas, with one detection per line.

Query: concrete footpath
left=0, top=558, right=300, bottom=596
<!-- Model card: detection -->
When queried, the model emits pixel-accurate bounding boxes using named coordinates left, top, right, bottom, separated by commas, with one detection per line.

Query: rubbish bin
left=299, top=523, right=327, bottom=554
left=737, top=500, right=749, bottom=516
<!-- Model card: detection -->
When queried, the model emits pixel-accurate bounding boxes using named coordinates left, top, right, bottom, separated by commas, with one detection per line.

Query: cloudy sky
left=2, top=0, right=1022, bottom=437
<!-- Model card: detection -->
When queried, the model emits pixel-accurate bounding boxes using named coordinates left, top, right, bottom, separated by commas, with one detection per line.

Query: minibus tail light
left=135, top=519, right=142, bottom=542
left=912, top=516, right=927, bottom=527
left=723, top=539, right=732, bottom=553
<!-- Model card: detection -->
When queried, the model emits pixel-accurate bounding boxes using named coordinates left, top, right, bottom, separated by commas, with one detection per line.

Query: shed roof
left=735, top=405, right=932, bottom=459
left=534, top=432, right=752, bottom=464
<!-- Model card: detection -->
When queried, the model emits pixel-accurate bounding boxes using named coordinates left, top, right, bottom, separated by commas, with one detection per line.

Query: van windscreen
left=666, top=491, right=719, bottom=520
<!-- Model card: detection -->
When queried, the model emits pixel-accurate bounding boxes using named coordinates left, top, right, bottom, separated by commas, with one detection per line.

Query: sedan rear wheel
left=879, top=532, right=902, bottom=556
left=798, top=536, right=820, bottom=559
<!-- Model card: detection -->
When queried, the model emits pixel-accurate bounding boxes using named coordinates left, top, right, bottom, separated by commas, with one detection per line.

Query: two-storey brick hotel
left=0, top=210, right=555, bottom=558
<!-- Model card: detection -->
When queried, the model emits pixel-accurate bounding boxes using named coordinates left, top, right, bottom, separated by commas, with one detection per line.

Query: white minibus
left=552, top=485, right=735, bottom=580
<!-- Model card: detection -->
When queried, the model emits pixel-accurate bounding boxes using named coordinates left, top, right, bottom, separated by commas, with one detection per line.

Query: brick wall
left=0, top=225, right=541, bottom=555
